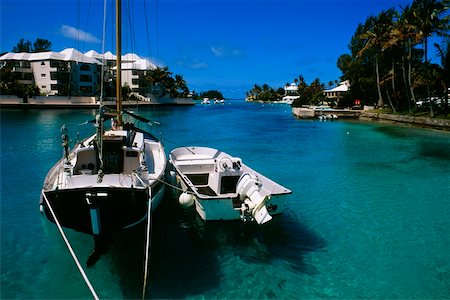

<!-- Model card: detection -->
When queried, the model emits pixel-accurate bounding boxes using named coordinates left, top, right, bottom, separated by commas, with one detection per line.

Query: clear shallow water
left=1, top=101, right=450, bottom=299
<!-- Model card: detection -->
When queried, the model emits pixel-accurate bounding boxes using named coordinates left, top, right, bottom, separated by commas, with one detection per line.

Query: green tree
left=33, top=38, right=52, bottom=52
left=199, top=90, right=224, bottom=99
left=434, top=40, right=450, bottom=114
left=12, top=38, right=52, bottom=53
left=174, top=74, right=189, bottom=97
left=411, top=0, right=450, bottom=116
left=358, top=10, right=396, bottom=108
left=12, top=38, right=32, bottom=53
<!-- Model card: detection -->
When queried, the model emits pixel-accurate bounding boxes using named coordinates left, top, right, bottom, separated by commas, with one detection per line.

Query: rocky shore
left=292, top=107, right=450, bottom=131
left=359, top=112, right=450, bottom=131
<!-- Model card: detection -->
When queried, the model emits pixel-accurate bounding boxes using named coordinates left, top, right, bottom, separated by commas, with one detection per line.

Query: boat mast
left=116, top=0, right=122, bottom=126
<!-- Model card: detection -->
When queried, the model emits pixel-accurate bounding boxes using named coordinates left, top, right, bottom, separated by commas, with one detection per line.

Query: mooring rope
left=142, top=189, right=152, bottom=300
left=147, top=173, right=195, bottom=195
left=41, top=191, right=100, bottom=300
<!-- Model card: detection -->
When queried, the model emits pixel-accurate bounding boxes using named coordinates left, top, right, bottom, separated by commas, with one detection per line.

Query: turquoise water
left=1, top=101, right=450, bottom=299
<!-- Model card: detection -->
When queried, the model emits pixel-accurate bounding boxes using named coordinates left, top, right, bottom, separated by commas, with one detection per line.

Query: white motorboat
left=201, top=98, right=210, bottom=104
left=169, top=147, right=291, bottom=224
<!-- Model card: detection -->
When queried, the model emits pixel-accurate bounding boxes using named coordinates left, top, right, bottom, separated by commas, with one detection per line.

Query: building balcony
left=12, top=67, right=33, bottom=73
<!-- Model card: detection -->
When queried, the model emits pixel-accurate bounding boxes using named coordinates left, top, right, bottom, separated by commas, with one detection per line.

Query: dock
left=0, top=95, right=194, bottom=109
left=292, top=107, right=361, bottom=119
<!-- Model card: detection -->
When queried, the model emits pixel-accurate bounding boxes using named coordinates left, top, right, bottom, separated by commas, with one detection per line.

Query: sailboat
left=40, top=0, right=166, bottom=259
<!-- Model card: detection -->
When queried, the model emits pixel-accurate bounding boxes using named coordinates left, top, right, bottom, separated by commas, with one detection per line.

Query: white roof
left=1, top=49, right=156, bottom=70
left=0, top=52, right=31, bottom=60
left=285, top=83, right=298, bottom=91
left=122, top=53, right=141, bottom=62
left=115, top=59, right=156, bottom=70
left=84, top=50, right=103, bottom=59
left=324, top=81, right=350, bottom=93
left=0, top=48, right=100, bottom=64
left=60, top=48, right=100, bottom=64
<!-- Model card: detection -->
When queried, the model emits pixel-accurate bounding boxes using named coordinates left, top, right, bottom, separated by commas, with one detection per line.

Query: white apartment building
left=0, top=48, right=156, bottom=96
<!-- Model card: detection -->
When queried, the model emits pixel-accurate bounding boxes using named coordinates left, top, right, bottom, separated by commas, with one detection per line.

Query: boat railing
left=43, top=157, right=65, bottom=189
left=133, top=172, right=148, bottom=188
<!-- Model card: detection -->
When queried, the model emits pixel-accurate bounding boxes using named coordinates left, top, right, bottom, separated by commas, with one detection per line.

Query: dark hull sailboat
left=40, top=0, right=166, bottom=240
left=40, top=123, right=166, bottom=236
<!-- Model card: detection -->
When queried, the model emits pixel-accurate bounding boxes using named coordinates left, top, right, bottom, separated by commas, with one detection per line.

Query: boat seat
left=186, top=173, right=209, bottom=186
left=196, top=186, right=217, bottom=197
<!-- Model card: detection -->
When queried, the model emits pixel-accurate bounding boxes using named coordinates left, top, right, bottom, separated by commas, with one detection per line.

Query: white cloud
left=211, top=46, right=225, bottom=57
left=210, top=45, right=243, bottom=58
left=177, top=57, right=208, bottom=69
left=60, top=25, right=101, bottom=43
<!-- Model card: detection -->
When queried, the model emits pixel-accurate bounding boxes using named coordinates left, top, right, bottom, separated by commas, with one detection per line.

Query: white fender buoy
left=179, top=192, right=195, bottom=207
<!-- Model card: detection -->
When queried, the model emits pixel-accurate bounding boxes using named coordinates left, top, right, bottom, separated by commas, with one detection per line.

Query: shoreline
left=292, top=107, right=450, bottom=131
left=0, top=95, right=194, bottom=108
left=359, top=111, right=450, bottom=131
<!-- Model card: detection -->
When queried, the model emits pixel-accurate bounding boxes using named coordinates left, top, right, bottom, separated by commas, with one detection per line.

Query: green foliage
left=197, top=90, right=224, bottom=100
left=245, top=83, right=283, bottom=102
left=337, top=0, right=449, bottom=114
left=144, top=66, right=190, bottom=98
left=12, top=38, right=52, bottom=53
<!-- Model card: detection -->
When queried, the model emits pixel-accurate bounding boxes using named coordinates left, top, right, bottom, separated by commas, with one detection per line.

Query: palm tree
left=393, top=5, right=422, bottom=111
left=174, top=74, right=189, bottom=97
left=145, top=66, right=174, bottom=97
left=359, top=10, right=397, bottom=108
left=435, top=41, right=450, bottom=114
left=411, top=0, right=450, bottom=117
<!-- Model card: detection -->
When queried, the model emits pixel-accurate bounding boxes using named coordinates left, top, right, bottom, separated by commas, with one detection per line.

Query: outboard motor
left=236, top=173, right=272, bottom=224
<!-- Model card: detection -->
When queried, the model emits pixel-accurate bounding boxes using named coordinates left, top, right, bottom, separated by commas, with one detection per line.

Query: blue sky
left=0, top=0, right=444, bottom=98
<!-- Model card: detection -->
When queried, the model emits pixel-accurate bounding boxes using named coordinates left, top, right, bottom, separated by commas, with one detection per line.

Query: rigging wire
left=155, top=0, right=160, bottom=61
left=143, top=0, right=152, bottom=57
left=41, top=192, right=100, bottom=300
left=142, top=189, right=153, bottom=300
left=100, top=0, right=108, bottom=103
left=81, top=0, right=93, bottom=53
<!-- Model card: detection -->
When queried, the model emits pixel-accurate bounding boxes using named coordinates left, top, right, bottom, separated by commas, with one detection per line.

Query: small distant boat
left=201, top=98, right=210, bottom=105
left=169, top=147, right=291, bottom=224
left=318, top=113, right=338, bottom=120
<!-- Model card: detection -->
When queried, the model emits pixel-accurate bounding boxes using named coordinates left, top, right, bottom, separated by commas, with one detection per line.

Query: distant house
left=0, top=48, right=157, bottom=97
left=323, top=80, right=349, bottom=103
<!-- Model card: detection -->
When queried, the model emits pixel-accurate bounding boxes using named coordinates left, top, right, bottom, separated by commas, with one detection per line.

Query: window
left=41, top=62, right=45, bottom=66
left=23, top=73, right=32, bottom=80
left=41, top=73, right=46, bottom=77
left=51, top=84, right=58, bottom=90
left=132, top=79, right=139, bottom=85
left=21, top=61, right=31, bottom=68
left=79, top=74, right=92, bottom=82
left=80, top=64, right=90, bottom=71
left=41, top=85, right=47, bottom=89
left=50, top=72, right=58, bottom=80
left=50, top=60, right=59, bottom=68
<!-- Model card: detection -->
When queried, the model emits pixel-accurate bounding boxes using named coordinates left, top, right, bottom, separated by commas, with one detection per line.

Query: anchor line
left=41, top=191, right=100, bottom=300
left=142, top=189, right=152, bottom=300
left=160, top=137, right=195, bottom=155
left=146, top=174, right=195, bottom=195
